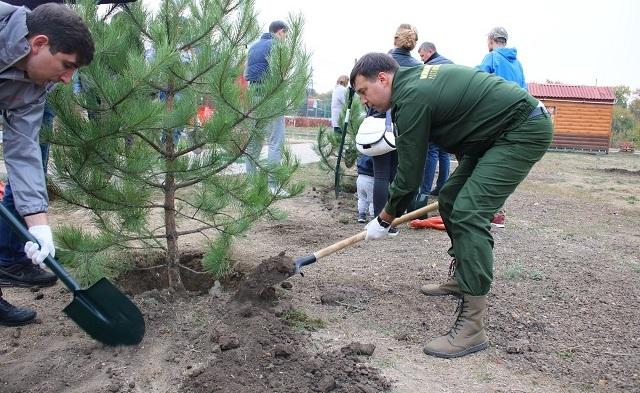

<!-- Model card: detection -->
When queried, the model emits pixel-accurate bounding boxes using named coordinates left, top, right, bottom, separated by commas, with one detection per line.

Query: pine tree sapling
left=315, top=92, right=365, bottom=182
left=48, top=0, right=310, bottom=289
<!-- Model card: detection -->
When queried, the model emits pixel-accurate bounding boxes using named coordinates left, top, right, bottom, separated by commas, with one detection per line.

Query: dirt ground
left=1, top=151, right=639, bottom=393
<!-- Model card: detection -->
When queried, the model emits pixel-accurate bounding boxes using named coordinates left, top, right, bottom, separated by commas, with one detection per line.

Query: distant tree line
left=612, top=86, right=640, bottom=145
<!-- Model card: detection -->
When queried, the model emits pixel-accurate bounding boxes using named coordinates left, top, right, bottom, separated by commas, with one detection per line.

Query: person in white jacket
left=0, top=1, right=94, bottom=326
left=330, top=75, right=349, bottom=133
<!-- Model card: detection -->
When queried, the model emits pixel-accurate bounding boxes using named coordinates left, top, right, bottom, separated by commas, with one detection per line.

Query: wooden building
left=528, top=83, right=616, bottom=153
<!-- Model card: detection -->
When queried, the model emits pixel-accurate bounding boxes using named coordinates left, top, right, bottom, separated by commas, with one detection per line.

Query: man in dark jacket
left=0, top=1, right=94, bottom=326
left=415, top=42, right=453, bottom=207
left=351, top=53, right=552, bottom=358
left=244, top=20, right=289, bottom=195
left=417, top=41, right=452, bottom=65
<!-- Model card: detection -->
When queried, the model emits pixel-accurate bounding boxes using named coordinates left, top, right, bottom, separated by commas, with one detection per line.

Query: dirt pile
left=232, top=252, right=296, bottom=303
left=180, top=254, right=391, bottom=393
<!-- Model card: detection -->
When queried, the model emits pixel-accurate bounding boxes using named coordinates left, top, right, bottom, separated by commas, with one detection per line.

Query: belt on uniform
left=528, top=105, right=549, bottom=118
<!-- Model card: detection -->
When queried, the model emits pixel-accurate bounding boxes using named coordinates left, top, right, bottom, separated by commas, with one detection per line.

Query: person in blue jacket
left=477, top=27, right=527, bottom=90
left=244, top=20, right=289, bottom=195
left=477, top=27, right=527, bottom=228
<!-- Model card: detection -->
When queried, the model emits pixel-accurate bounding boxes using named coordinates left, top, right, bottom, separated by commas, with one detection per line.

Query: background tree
left=611, top=85, right=639, bottom=145
left=613, top=85, right=632, bottom=108
left=46, top=0, right=310, bottom=289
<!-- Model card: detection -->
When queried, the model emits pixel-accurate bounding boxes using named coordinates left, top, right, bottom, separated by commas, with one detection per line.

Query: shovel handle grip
left=313, top=201, right=439, bottom=260
left=0, top=203, right=80, bottom=291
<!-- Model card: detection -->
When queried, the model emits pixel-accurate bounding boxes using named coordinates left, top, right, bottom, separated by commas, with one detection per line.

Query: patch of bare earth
left=1, top=151, right=639, bottom=392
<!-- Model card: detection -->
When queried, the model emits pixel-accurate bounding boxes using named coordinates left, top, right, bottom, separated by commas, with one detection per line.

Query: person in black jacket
left=369, top=24, right=422, bottom=226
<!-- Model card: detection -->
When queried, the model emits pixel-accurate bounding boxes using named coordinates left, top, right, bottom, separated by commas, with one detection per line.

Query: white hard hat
left=355, top=116, right=396, bottom=156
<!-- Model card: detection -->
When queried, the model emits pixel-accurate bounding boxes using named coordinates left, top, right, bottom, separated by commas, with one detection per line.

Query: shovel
left=0, top=203, right=145, bottom=346
left=294, top=201, right=440, bottom=275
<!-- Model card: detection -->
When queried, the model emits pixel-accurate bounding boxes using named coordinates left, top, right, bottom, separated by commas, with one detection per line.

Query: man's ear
left=29, top=35, right=50, bottom=54
left=378, top=72, right=391, bottom=87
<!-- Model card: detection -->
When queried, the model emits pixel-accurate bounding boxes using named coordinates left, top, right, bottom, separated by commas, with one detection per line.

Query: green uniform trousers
left=438, top=113, right=553, bottom=296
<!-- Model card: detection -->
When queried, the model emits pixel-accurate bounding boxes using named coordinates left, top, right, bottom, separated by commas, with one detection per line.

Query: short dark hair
left=350, top=53, right=399, bottom=88
left=268, top=20, right=288, bottom=34
left=26, top=3, right=94, bottom=66
left=418, top=41, right=436, bottom=52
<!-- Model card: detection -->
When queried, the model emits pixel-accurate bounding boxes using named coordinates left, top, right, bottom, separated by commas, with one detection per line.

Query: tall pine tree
left=46, top=0, right=310, bottom=290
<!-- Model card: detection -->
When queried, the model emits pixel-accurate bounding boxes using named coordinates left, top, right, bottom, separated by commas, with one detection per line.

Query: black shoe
left=0, top=263, right=58, bottom=288
left=430, top=188, right=440, bottom=196
left=0, top=296, right=36, bottom=326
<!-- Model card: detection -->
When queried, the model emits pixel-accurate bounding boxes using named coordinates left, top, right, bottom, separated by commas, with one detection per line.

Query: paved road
left=0, top=142, right=321, bottom=179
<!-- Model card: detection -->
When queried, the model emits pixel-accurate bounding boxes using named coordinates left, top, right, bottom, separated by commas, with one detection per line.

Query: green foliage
left=611, top=86, right=640, bottom=145
left=503, top=262, right=525, bottom=280
left=555, top=349, right=575, bottom=360
left=528, top=268, right=545, bottom=281
left=629, top=97, right=640, bottom=122
left=48, top=0, right=310, bottom=285
left=280, top=308, right=326, bottom=332
left=201, top=234, right=232, bottom=278
left=612, top=106, right=639, bottom=144
left=613, top=85, right=632, bottom=108
left=55, top=225, right=132, bottom=286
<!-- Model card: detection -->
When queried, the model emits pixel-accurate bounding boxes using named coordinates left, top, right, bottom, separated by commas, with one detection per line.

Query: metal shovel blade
left=63, top=277, right=145, bottom=346
left=0, top=203, right=145, bottom=346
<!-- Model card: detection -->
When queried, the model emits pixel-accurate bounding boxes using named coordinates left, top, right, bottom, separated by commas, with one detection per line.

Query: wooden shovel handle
left=314, top=201, right=439, bottom=260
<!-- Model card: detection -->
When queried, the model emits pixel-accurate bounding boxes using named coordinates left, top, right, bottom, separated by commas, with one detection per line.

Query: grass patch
left=630, top=261, right=640, bottom=274
left=625, top=195, right=638, bottom=205
left=555, top=349, right=575, bottom=360
left=280, top=308, right=326, bottom=332
left=528, top=268, right=545, bottom=281
left=503, top=262, right=525, bottom=280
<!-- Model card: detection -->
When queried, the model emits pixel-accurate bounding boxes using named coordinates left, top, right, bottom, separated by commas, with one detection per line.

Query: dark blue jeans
left=420, top=143, right=451, bottom=194
left=0, top=107, right=53, bottom=268
left=372, top=150, right=398, bottom=216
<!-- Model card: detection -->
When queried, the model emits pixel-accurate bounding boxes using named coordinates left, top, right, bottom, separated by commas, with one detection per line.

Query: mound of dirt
left=180, top=304, right=390, bottom=392
left=233, top=252, right=296, bottom=303
left=179, top=254, right=391, bottom=393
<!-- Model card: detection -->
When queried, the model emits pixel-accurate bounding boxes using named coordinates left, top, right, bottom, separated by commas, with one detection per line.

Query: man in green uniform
left=350, top=53, right=553, bottom=358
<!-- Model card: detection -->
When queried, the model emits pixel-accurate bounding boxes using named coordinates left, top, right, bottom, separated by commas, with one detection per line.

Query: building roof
left=529, top=83, right=616, bottom=102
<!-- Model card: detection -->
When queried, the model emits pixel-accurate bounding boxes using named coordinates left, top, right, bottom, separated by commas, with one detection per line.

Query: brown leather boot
left=419, top=277, right=462, bottom=297
left=423, top=294, right=489, bottom=358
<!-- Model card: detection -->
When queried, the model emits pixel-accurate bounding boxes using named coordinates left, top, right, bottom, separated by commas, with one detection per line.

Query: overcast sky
left=143, top=0, right=639, bottom=94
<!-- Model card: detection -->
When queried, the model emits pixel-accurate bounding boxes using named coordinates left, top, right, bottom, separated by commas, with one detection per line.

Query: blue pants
left=372, top=150, right=398, bottom=216
left=245, top=115, right=286, bottom=187
left=420, top=143, right=450, bottom=194
left=0, top=107, right=53, bottom=268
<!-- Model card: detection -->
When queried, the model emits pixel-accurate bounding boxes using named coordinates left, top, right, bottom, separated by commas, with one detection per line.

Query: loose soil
left=1, top=151, right=639, bottom=392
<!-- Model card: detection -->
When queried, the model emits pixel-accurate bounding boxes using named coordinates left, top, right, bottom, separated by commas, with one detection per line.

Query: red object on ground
left=0, top=180, right=4, bottom=201
left=491, top=211, right=506, bottom=228
left=409, top=215, right=446, bottom=230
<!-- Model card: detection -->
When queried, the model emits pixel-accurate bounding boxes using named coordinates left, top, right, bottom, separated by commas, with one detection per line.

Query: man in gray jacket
left=0, top=1, right=94, bottom=326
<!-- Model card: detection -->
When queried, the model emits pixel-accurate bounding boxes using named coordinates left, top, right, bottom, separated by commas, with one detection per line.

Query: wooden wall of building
left=539, top=99, right=613, bottom=152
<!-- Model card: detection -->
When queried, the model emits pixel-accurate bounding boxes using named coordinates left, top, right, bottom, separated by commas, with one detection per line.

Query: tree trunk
left=164, top=94, right=185, bottom=292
